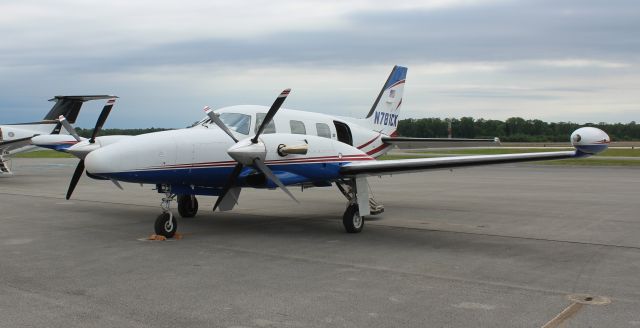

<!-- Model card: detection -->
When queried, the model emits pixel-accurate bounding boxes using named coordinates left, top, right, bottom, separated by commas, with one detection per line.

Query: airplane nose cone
left=84, top=147, right=114, bottom=176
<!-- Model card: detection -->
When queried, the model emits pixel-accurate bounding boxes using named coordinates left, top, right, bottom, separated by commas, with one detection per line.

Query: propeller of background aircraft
left=61, top=98, right=116, bottom=199
left=204, top=88, right=298, bottom=211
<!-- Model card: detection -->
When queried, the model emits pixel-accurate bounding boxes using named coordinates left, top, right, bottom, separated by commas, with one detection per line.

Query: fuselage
left=0, top=122, right=60, bottom=155
left=195, top=105, right=394, bottom=157
left=85, top=128, right=374, bottom=195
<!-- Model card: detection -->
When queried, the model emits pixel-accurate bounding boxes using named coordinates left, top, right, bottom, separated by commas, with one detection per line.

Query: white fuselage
left=0, top=122, right=60, bottom=155
left=192, top=105, right=393, bottom=158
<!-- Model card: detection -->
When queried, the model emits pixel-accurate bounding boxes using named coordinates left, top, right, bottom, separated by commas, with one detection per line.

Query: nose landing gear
left=154, top=190, right=177, bottom=238
left=155, top=212, right=177, bottom=238
left=153, top=185, right=201, bottom=238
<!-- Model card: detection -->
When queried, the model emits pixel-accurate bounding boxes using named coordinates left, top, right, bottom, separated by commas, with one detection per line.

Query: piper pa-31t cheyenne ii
left=33, top=66, right=610, bottom=237
left=0, top=95, right=116, bottom=174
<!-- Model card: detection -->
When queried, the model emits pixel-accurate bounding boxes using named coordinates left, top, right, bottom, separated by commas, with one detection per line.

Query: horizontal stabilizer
left=44, top=95, right=118, bottom=123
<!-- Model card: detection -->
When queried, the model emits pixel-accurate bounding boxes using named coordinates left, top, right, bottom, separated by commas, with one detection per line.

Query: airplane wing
left=0, top=136, right=35, bottom=154
left=381, top=136, right=500, bottom=148
left=340, top=150, right=578, bottom=177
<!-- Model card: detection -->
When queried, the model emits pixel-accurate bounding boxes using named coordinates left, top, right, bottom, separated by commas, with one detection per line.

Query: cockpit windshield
left=219, top=113, right=251, bottom=135
left=190, top=112, right=251, bottom=135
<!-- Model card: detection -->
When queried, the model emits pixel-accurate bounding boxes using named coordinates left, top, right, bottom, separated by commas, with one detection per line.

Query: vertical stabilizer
left=365, top=66, right=407, bottom=136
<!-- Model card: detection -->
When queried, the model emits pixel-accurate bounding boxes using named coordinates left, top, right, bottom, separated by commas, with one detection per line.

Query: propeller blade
left=66, top=160, right=85, bottom=200
left=213, top=163, right=244, bottom=211
left=252, top=158, right=298, bottom=203
left=204, top=106, right=239, bottom=143
left=90, top=98, right=116, bottom=143
left=251, top=88, right=290, bottom=143
left=111, top=179, right=124, bottom=190
left=58, top=115, right=81, bottom=142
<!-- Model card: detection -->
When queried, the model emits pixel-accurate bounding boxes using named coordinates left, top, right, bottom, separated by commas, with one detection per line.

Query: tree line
left=397, top=117, right=640, bottom=142
left=74, top=117, right=640, bottom=142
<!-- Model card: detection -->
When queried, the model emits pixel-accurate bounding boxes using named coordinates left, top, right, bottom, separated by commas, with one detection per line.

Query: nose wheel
left=154, top=187, right=178, bottom=238
left=155, top=212, right=177, bottom=238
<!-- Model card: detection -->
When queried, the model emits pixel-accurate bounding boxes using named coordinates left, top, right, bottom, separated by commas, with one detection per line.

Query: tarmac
left=1, top=158, right=639, bottom=327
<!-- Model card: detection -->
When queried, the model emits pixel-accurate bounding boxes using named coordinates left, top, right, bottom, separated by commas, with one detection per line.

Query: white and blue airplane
left=0, top=95, right=116, bottom=174
left=33, top=66, right=610, bottom=237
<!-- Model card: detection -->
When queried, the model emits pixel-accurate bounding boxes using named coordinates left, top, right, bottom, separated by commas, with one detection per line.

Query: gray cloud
left=1, top=0, right=639, bottom=127
left=3, top=0, right=639, bottom=71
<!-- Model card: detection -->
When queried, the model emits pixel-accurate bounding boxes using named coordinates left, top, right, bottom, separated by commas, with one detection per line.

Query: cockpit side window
left=255, top=113, right=276, bottom=134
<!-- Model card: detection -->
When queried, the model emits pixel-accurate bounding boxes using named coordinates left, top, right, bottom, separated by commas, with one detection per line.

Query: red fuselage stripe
left=357, top=135, right=380, bottom=149
left=366, top=143, right=391, bottom=156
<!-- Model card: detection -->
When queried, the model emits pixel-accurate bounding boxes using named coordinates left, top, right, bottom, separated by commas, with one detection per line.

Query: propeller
left=252, top=88, right=289, bottom=144
left=58, top=115, right=81, bottom=142
left=61, top=98, right=117, bottom=199
left=90, top=98, right=115, bottom=143
left=209, top=88, right=298, bottom=210
left=212, top=163, right=243, bottom=211
left=66, top=160, right=85, bottom=200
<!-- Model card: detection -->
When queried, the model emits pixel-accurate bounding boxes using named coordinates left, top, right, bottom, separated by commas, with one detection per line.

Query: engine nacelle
left=570, top=127, right=610, bottom=155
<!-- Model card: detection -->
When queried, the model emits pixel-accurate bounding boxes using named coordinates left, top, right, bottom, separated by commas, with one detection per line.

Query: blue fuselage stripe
left=97, top=162, right=348, bottom=187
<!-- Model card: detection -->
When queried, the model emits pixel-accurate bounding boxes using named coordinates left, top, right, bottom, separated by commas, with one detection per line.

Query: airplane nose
left=84, top=147, right=114, bottom=176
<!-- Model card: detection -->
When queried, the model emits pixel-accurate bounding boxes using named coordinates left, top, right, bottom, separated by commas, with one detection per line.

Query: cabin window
left=255, top=113, right=277, bottom=134
left=290, top=120, right=306, bottom=134
left=316, top=123, right=331, bottom=138
left=219, top=113, right=251, bottom=135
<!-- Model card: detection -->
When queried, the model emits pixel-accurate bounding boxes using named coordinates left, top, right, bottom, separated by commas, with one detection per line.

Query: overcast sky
left=1, top=0, right=638, bottom=128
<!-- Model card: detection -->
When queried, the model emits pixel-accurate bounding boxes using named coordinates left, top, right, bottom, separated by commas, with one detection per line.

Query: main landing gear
left=343, top=202, right=363, bottom=233
left=336, top=179, right=384, bottom=233
left=154, top=186, right=200, bottom=238
left=177, top=195, right=198, bottom=218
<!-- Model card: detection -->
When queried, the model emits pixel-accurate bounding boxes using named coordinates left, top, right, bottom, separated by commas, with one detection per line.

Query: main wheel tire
left=342, top=203, right=364, bottom=233
left=177, top=195, right=198, bottom=218
left=154, top=212, right=177, bottom=238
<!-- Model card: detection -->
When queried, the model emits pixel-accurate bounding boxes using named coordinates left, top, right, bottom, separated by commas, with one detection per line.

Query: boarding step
left=0, top=156, right=11, bottom=174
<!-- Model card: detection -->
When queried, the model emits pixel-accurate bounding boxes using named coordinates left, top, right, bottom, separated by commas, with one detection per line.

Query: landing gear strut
left=154, top=187, right=177, bottom=238
left=177, top=195, right=198, bottom=218
left=336, top=180, right=384, bottom=233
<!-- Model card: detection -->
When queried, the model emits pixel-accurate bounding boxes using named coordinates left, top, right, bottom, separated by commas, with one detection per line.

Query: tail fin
left=44, top=95, right=116, bottom=124
left=365, top=65, right=407, bottom=136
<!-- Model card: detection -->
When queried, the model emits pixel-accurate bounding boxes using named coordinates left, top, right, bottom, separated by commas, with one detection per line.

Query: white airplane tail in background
left=364, top=65, right=407, bottom=137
